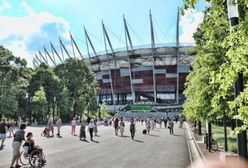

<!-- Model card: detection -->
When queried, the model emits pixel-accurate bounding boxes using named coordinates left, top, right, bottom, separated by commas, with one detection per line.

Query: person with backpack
left=130, top=119, right=136, bottom=140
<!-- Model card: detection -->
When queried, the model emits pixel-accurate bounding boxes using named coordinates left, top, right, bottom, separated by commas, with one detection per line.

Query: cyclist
left=24, top=132, right=46, bottom=166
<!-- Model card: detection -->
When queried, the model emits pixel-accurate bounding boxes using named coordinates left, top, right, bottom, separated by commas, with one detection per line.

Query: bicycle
left=204, top=133, right=219, bottom=151
left=211, top=136, right=218, bottom=151
left=20, top=145, right=46, bottom=167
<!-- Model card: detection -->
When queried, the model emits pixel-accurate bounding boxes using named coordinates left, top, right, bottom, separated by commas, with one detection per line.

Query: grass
left=211, top=124, right=248, bottom=153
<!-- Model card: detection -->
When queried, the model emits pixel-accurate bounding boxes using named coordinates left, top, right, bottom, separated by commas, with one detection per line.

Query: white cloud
left=180, top=9, right=204, bottom=43
left=0, top=1, right=70, bottom=67
left=0, top=0, right=11, bottom=13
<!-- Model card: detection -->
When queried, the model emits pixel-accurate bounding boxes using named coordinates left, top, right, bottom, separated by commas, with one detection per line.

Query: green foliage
left=32, top=86, right=47, bottom=121
left=0, top=46, right=30, bottom=119
left=182, top=0, right=248, bottom=131
left=54, top=58, right=98, bottom=118
left=100, top=102, right=111, bottom=119
left=0, top=45, right=98, bottom=122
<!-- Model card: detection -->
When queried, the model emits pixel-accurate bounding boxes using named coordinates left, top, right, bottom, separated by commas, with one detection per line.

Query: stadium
left=33, top=11, right=195, bottom=114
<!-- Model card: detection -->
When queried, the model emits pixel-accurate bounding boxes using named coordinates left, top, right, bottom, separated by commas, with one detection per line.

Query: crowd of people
left=0, top=115, right=185, bottom=168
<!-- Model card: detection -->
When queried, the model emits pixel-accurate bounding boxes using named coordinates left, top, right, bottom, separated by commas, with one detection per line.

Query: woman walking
left=56, top=117, right=62, bottom=137
left=146, top=120, right=151, bottom=134
left=10, top=124, right=26, bottom=168
left=79, top=121, right=86, bottom=141
left=113, top=117, right=119, bottom=136
left=71, top=118, right=76, bottom=135
left=88, top=120, right=95, bottom=141
left=119, top=118, right=125, bottom=136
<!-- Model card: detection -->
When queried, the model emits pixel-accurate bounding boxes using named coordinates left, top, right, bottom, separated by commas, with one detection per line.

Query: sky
left=0, top=0, right=206, bottom=67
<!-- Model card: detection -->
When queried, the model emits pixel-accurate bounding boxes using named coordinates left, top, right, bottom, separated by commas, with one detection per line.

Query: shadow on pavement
left=148, top=134, right=159, bottom=137
left=172, top=134, right=182, bottom=137
left=133, top=139, right=144, bottom=143
left=118, top=135, right=130, bottom=138
left=80, top=139, right=90, bottom=143
left=91, top=140, right=99, bottom=143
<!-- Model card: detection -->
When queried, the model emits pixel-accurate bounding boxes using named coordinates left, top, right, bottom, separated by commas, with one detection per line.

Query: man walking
left=130, top=119, right=136, bottom=140
left=168, top=119, right=174, bottom=135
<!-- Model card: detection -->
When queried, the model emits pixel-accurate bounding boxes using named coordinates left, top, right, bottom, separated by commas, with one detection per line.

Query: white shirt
left=88, top=123, right=95, bottom=129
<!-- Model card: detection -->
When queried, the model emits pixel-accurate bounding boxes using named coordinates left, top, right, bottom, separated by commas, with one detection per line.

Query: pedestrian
left=168, top=119, right=174, bottom=135
left=164, top=117, right=168, bottom=128
left=47, top=118, right=54, bottom=136
left=56, top=117, right=62, bottom=136
left=8, top=120, right=15, bottom=138
left=119, top=117, right=125, bottom=136
left=71, top=118, right=76, bottom=135
left=130, top=120, right=136, bottom=140
left=175, top=116, right=178, bottom=123
left=88, top=119, right=95, bottom=141
left=0, top=119, right=7, bottom=149
left=158, top=119, right=162, bottom=129
left=79, top=120, right=86, bottom=141
left=24, top=132, right=46, bottom=166
left=93, top=119, right=98, bottom=136
left=146, top=119, right=151, bottom=134
left=179, top=117, right=184, bottom=128
left=113, top=117, right=119, bottom=136
left=151, top=119, right=155, bottom=130
left=10, top=123, right=26, bottom=168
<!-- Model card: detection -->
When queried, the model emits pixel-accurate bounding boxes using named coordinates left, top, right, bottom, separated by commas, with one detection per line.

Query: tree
left=32, top=86, right=47, bottom=123
left=54, top=58, right=98, bottom=119
left=182, top=0, right=248, bottom=129
left=0, top=46, right=29, bottom=119
left=100, top=102, right=111, bottom=119
left=29, top=64, right=60, bottom=119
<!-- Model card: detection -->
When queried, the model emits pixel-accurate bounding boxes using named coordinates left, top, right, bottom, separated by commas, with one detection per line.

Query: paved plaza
left=0, top=122, right=190, bottom=168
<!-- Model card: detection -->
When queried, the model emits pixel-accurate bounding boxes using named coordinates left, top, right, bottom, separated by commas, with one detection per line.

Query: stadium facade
left=33, top=10, right=195, bottom=108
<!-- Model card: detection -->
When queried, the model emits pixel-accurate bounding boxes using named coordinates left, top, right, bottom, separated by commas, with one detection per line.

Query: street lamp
left=227, top=0, right=247, bottom=158
left=25, top=93, right=28, bottom=122
left=53, top=96, right=56, bottom=123
left=98, top=101, right=102, bottom=120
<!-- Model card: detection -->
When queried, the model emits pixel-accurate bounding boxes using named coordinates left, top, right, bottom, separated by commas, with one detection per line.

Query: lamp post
left=227, top=0, right=247, bottom=159
left=53, top=96, right=56, bottom=123
left=98, top=101, right=102, bottom=120
left=25, top=93, right=29, bottom=122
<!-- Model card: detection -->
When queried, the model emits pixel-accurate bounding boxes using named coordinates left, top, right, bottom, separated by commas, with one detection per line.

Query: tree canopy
left=0, top=46, right=98, bottom=123
left=182, top=0, right=248, bottom=130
